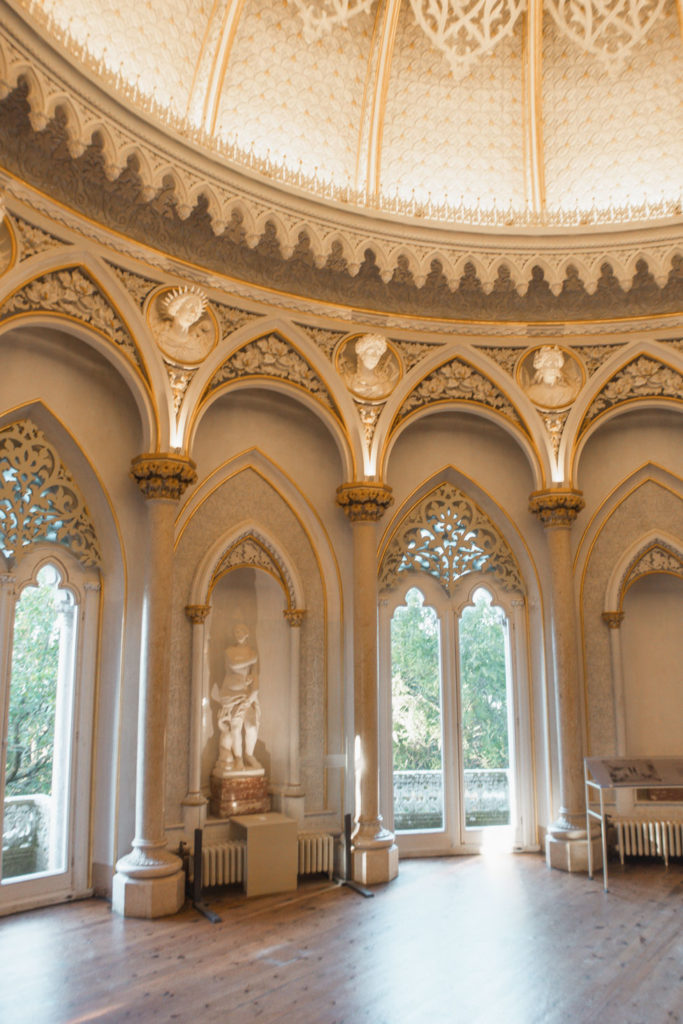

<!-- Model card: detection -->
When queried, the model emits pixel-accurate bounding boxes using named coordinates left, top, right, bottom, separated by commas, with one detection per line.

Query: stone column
left=113, top=452, right=196, bottom=918
left=530, top=488, right=595, bottom=872
left=281, top=608, right=306, bottom=821
left=182, top=603, right=211, bottom=833
left=336, top=482, right=398, bottom=885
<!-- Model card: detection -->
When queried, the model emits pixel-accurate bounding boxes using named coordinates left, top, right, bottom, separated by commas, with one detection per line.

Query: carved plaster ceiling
left=13, top=0, right=683, bottom=224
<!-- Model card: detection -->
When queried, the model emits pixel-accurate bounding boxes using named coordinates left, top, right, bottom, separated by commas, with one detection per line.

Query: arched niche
left=602, top=531, right=683, bottom=764
left=183, top=524, right=307, bottom=831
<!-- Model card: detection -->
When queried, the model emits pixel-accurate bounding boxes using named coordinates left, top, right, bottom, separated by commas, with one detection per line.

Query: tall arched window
left=0, top=420, right=101, bottom=914
left=379, top=483, right=533, bottom=855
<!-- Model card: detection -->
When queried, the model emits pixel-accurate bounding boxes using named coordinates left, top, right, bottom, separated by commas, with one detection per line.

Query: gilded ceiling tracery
left=13, top=0, right=683, bottom=220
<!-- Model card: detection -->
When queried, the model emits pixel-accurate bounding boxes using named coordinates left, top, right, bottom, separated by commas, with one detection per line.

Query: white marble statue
left=521, top=344, right=581, bottom=410
left=211, top=623, right=262, bottom=774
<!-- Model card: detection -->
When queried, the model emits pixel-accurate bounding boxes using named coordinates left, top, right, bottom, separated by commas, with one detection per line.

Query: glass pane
left=391, top=588, right=444, bottom=832
left=2, top=565, right=76, bottom=882
left=459, top=589, right=511, bottom=828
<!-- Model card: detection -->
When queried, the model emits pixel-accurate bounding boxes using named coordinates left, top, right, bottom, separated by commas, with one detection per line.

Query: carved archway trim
left=603, top=528, right=683, bottom=615
left=0, top=262, right=151, bottom=384
left=202, top=527, right=299, bottom=611
left=379, top=481, right=523, bottom=596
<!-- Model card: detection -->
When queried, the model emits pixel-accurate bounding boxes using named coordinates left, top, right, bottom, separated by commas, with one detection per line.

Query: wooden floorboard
left=0, top=854, right=681, bottom=1024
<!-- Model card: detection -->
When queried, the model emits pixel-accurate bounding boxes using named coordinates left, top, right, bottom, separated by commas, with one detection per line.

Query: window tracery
left=0, top=420, right=101, bottom=568
left=379, top=482, right=522, bottom=595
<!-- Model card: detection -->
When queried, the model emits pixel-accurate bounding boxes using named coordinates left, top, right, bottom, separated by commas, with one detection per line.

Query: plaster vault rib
left=198, top=0, right=247, bottom=135
left=524, top=0, right=545, bottom=216
left=363, top=0, right=402, bottom=197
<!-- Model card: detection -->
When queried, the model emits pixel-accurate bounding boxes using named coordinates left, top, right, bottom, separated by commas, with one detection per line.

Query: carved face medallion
left=336, top=334, right=402, bottom=402
left=147, top=285, right=218, bottom=366
left=517, top=345, right=584, bottom=410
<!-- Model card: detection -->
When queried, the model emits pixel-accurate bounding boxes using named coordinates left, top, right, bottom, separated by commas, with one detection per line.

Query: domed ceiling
left=16, top=0, right=683, bottom=226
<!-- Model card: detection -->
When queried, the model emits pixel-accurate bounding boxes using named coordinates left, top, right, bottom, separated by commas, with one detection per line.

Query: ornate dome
left=13, top=0, right=683, bottom=226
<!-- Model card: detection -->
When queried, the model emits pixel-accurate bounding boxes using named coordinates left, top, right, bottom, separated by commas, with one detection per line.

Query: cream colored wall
left=0, top=322, right=150, bottom=875
left=578, top=407, right=683, bottom=760
left=621, top=573, right=683, bottom=756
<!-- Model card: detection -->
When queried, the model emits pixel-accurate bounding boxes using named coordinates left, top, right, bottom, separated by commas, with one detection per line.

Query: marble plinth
left=546, top=834, right=603, bottom=873
left=209, top=772, right=271, bottom=818
left=352, top=842, right=399, bottom=885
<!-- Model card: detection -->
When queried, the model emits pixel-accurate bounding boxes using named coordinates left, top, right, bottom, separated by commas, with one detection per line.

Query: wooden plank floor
left=0, top=854, right=681, bottom=1024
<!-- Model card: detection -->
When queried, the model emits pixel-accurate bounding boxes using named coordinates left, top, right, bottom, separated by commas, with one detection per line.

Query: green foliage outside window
left=391, top=589, right=442, bottom=772
left=459, top=593, right=509, bottom=771
left=5, top=578, right=60, bottom=796
left=391, top=586, right=510, bottom=773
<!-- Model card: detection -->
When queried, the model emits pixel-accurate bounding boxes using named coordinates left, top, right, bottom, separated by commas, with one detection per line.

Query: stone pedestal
left=546, top=833, right=603, bottom=873
left=209, top=772, right=271, bottom=818
left=352, top=843, right=399, bottom=886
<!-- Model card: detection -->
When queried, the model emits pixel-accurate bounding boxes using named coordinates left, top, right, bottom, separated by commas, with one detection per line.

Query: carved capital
left=283, top=607, right=306, bottom=627
left=529, top=489, right=585, bottom=526
left=602, top=611, right=624, bottom=629
left=185, top=604, right=211, bottom=624
left=336, top=482, right=393, bottom=522
left=130, top=452, right=197, bottom=500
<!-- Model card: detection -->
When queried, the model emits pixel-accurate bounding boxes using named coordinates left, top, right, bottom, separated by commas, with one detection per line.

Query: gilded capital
left=602, top=611, right=624, bottom=629
left=529, top=489, right=585, bottom=527
left=185, top=604, right=211, bottom=624
left=130, top=452, right=197, bottom=500
left=336, top=482, right=393, bottom=522
left=284, top=608, right=306, bottom=627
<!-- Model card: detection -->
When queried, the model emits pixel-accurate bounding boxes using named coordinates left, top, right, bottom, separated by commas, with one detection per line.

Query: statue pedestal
left=209, top=771, right=271, bottom=818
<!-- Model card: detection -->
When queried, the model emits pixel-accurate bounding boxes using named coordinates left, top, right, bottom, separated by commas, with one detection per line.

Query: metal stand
left=190, top=828, right=222, bottom=922
left=333, top=814, right=374, bottom=898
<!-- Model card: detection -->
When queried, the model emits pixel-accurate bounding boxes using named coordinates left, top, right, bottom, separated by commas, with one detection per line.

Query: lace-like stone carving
left=620, top=543, right=683, bottom=606
left=0, top=268, right=144, bottom=372
left=12, top=216, right=66, bottom=260
left=391, top=339, right=441, bottom=373
left=168, top=366, right=196, bottom=417
left=210, top=531, right=296, bottom=609
left=395, top=357, right=523, bottom=427
left=109, top=264, right=159, bottom=309
left=295, top=324, right=348, bottom=360
left=379, top=482, right=522, bottom=595
left=0, top=419, right=101, bottom=567
left=213, top=300, right=262, bottom=340
left=581, top=356, right=683, bottom=432
left=292, top=0, right=375, bottom=42
left=408, top=0, right=525, bottom=75
left=203, top=333, right=337, bottom=413
left=546, top=0, right=668, bottom=65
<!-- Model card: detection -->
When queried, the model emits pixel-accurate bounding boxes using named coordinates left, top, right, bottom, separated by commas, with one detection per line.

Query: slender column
left=182, top=604, right=211, bottom=832
left=336, top=482, right=398, bottom=885
left=529, top=489, right=588, bottom=863
left=282, top=608, right=306, bottom=820
left=113, top=453, right=196, bottom=918
left=602, top=611, right=629, bottom=813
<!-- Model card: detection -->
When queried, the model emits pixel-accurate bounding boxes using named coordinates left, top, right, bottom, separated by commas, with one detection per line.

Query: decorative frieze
left=0, top=266, right=145, bottom=373
left=203, top=333, right=337, bottom=413
left=581, top=356, right=683, bottom=434
left=394, top=357, right=523, bottom=429
left=379, top=482, right=522, bottom=595
left=130, top=453, right=197, bottom=500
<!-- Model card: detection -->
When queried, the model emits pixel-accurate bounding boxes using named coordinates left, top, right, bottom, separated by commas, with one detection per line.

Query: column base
left=112, top=869, right=185, bottom=918
left=546, top=833, right=603, bottom=873
left=351, top=843, right=399, bottom=885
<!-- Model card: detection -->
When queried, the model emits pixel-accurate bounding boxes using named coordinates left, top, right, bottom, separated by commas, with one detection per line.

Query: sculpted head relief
left=338, top=332, right=401, bottom=401
left=519, top=344, right=583, bottom=410
left=149, top=284, right=217, bottom=366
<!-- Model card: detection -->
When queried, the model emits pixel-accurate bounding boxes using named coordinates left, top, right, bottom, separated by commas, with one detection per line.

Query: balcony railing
left=393, top=768, right=511, bottom=831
